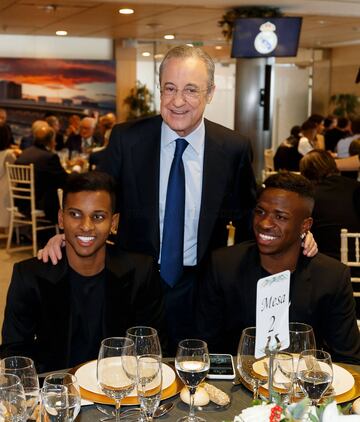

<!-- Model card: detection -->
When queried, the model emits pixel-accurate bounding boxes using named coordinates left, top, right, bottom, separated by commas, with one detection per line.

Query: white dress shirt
left=159, top=121, right=205, bottom=266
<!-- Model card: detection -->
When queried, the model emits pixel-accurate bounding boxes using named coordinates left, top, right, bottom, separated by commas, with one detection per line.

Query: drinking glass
left=97, top=337, right=137, bottom=422
left=273, top=352, right=294, bottom=403
left=296, top=349, right=333, bottom=406
left=137, top=354, right=162, bottom=421
left=284, top=323, right=316, bottom=354
left=1, top=356, right=40, bottom=419
left=43, top=373, right=80, bottom=422
left=40, top=384, right=69, bottom=422
left=0, top=373, right=27, bottom=422
left=175, top=339, right=210, bottom=422
left=126, top=326, right=162, bottom=358
left=237, top=327, right=267, bottom=400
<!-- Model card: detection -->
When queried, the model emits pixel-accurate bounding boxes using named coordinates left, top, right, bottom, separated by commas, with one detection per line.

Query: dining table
left=70, top=359, right=360, bottom=422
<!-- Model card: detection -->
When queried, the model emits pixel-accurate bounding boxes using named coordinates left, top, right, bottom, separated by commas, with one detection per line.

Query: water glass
left=1, top=356, right=40, bottom=419
left=43, top=373, right=80, bottom=422
left=296, top=349, right=333, bottom=405
left=237, top=327, right=267, bottom=400
left=137, top=354, right=162, bottom=421
left=0, top=373, right=27, bottom=422
left=40, top=384, right=69, bottom=422
left=97, top=337, right=137, bottom=422
left=126, top=326, right=162, bottom=358
left=273, top=352, right=295, bottom=403
left=175, top=339, right=210, bottom=422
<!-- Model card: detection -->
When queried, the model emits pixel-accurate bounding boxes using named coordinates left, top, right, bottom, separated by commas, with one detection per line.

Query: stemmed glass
left=175, top=339, right=210, bottom=422
left=237, top=327, right=267, bottom=400
left=137, top=354, right=162, bottom=421
left=126, top=326, right=162, bottom=357
left=296, top=349, right=333, bottom=406
left=43, top=373, right=81, bottom=422
left=0, top=373, right=27, bottom=422
left=273, top=352, right=295, bottom=404
left=40, top=384, right=69, bottom=422
left=97, top=337, right=137, bottom=422
left=1, top=356, right=40, bottom=419
left=284, top=323, right=316, bottom=354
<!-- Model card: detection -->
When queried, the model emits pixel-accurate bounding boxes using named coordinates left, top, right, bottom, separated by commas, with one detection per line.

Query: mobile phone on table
left=207, top=353, right=235, bottom=379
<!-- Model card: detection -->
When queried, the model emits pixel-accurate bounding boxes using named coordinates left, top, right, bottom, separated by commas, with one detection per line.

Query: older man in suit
left=197, top=172, right=360, bottom=364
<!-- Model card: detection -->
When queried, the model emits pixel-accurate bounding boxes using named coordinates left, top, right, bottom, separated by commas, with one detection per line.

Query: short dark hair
left=261, top=171, right=315, bottom=208
left=308, top=114, right=324, bottom=125
left=301, top=120, right=317, bottom=132
left=299, top=149, right=339, bottom=182
left=337, top=117, right=349, bottom=129
left=62, top=171, right=116, bottom=212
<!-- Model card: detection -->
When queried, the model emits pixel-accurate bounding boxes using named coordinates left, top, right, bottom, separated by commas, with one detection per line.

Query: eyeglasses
left=159, top=85, right=210, bottom=100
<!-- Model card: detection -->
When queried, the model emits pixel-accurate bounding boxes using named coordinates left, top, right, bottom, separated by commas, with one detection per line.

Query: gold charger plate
left=238, top=363, right=360, bottom=404
left=71, top=362, right=183, bottom=406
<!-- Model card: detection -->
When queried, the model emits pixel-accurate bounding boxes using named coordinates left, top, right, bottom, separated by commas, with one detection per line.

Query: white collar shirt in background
left=159, top=120, right=205, bottom=266
left=298, top=136, right=314, bottom=156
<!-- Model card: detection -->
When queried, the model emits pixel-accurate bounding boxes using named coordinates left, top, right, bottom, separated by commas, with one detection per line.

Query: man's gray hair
left=159, top=45, right=215, bottom=92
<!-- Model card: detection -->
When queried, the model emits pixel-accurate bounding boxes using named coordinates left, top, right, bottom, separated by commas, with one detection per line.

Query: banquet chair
left=6, top=163, right=59, bottom=256
left=340, top=229, right=360, bottom=329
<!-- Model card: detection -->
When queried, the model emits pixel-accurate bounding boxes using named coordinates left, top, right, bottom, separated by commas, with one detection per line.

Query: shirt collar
left=161, top=119, right=205, bottom=156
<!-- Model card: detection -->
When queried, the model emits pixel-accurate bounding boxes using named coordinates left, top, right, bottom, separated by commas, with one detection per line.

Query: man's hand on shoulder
left=302, top=231, right=318, bottom=257
left=37, top=234, right=65, bottom=264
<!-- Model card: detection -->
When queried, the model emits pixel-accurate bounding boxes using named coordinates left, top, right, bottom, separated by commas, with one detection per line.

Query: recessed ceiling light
left=164, top=34, right=175, bottom=40
left=142, top=51, right=151, bottom=57
left=186, top=43, right=194, bottom=47
left=215, top=45, right=223, bottom=50
left=119, top=8, right=134, bottom=14
left=56, top=30, right=67, bottom=36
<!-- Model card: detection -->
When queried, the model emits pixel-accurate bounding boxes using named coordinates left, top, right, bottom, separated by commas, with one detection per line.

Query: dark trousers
left=161, top=266, right=199, bottom=355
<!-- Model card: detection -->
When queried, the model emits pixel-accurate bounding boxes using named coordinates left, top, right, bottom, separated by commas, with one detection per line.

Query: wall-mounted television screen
left=231, top=17, right=302, bottom=58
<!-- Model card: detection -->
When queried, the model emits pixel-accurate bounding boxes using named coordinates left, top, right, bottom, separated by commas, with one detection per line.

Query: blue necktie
left=160, top=138, right=189, bottom=287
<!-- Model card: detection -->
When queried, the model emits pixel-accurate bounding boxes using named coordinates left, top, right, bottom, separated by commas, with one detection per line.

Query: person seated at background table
left=300, top=149, right=360, bottom=261
left=15, top=125, right=68, bottom=224
left=66, top=116, right=103, bottom=157
left=19, top=119, right=49, bottom=150
left=325, top=117, right=351, bottom=153
left=274, top=125, right=302, bottom=171
left=307, top=113, right=325, bottom=150
left=46, top=115, right=65, bottom=151
left=0, top=171, right=165, bottom=372
left=196, top=171, right=360, bottom=364
left=297, top=120, right=318, bottom=156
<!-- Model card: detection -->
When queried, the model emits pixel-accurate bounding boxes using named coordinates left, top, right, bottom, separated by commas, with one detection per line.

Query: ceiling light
left=186, top=43, right=194, bottom=47
left=154, top=53, right=164, bottom=60
left=164, top=34, right=175, bottom=40
left=119, top=8, right=134, bottom=14
left=142, top=52, right=151, bottom=57
left=215, top=45, right=223, bottom=50
left=56, top=30, right=67, bottom=36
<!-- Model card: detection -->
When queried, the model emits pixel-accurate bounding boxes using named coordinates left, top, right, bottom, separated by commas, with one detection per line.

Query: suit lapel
left=130, top=117, right=162, bottom=255
left=198, top=120, right=231, bottom=263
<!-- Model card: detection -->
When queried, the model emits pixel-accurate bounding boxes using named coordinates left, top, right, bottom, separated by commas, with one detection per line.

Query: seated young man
left=197, top=171, right=360, bottom=364
left=1, top=171, right=165, bottom=372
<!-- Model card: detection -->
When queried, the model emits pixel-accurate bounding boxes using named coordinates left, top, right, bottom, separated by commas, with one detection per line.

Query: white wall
left=271, top=64, right=310, bottom=148
left=0, top=34, right=113, bottom=59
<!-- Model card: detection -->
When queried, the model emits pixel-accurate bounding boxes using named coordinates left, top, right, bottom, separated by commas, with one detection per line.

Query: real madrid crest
left=254, top=21, right=278, bottom=55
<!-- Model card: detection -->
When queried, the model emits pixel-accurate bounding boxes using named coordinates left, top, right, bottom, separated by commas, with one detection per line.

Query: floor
left=0, top=240, right=32, bottom=342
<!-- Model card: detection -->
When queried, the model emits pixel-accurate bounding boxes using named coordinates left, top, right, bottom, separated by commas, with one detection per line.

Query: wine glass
left=284, top=323, right=316, bottom=354
left=175, top=339, right=210, bottom=422
left=273, top=352, right=295, bottom=404
left=126, top=326, right=162, bottom=357
left=296, top=349, right=333, bottom=406
left=43, top=373, right=81, bottom=422
left=0, top=373, right=27, bottom=422
left=97, top=337, right=137, bottom=422
left=237, top=327, right=267, bottom=400
left=137, top=354, right=162, bottom=421
left=40, top=384, right=69, bottom=422
left=1, top=356, right=40, bottom=419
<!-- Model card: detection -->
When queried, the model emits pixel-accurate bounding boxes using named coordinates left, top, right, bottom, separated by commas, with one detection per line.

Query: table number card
left=255, top=270, right=290, bottom=358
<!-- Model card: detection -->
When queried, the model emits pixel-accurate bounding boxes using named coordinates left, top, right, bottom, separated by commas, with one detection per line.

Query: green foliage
left=329, top=93, right=359, bottom=118
left=218, top=6, right=283, bottom=41
left=123, top=81, right=156, bottom=121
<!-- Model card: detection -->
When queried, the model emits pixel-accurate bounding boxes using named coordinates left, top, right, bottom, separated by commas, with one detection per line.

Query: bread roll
left=180, top=386, right=210, bottom=406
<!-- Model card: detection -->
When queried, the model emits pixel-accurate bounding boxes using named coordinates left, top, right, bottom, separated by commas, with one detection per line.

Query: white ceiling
left=1, top=0, right=360, bottom=59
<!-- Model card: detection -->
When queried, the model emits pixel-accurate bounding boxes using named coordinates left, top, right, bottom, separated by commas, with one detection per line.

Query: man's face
left=253, top=188, right=312, bottom=258
left=58, top=190, right=117, bottom=260
left=160, top=57, right=215, bottom=137
left=79, top=121, right=94, bottom=139
left=0, top=110, right=6, bottom=126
